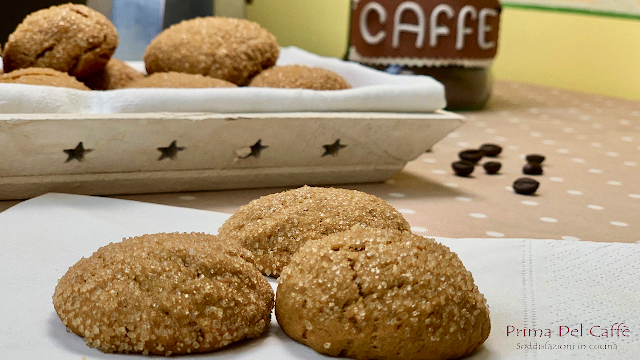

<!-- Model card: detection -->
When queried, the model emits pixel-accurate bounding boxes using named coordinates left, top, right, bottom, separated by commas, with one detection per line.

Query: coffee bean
left=526, top=154, right=545, bottom=164
left=483, top=161, right=502, bottom=174
left=513, top=177, right=539, bottom=195
left=452, top=161, right=475, bottom=177
left=459, top=149, right=484, bottom=163
left=480, top=143, right=502, bottom=157
left=523, top=163, right=543, bottom=175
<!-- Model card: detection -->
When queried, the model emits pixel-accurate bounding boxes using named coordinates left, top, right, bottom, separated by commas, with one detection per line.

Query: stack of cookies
left=1, top=4, right=350, bottom=92
left=53, top=186, right=490, bottom=359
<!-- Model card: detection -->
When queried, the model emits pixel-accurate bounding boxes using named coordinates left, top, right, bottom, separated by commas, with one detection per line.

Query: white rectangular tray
left=0, top=111, right=464, bottom=199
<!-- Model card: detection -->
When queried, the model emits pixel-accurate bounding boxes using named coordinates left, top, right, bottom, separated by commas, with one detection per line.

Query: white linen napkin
left=0, top=47, right=446, bottom=114
left=0, top=193, right=638, bottom=359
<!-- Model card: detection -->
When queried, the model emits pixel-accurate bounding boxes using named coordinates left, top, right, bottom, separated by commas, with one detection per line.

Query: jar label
left=348, top=0, right=501, bottom=68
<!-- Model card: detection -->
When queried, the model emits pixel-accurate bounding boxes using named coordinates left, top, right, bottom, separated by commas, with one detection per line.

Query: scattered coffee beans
left=483, top=161, right=502, bottom=174
left=513, top=177, right=539, bottom=195
left=523, top=163, right=543, bottom=175
left=480, top=143, right=502, bottom=157
left=459, top=149, right=484, bottom=163
left=526, top=154, right=545, bottom=164
left=452, top=161, right=475, bottom=177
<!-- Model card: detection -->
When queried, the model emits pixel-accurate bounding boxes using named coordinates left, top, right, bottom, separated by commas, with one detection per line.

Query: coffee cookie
left=80, top=58, right=143, bottom=90
left=126, top=72, right=237, bottom=89
left=249, top=65, right=351, bottom=90
left=217, top=186, right=410, bottom=277
left=276, top=226, right=491, bottom=360
left=144, top=17, right=279, bottom=85
left=2, top=4, right=118, bottom=78
left=53, top=232, right=274, bottom=355
left=0, top=67, right=89, bottom=90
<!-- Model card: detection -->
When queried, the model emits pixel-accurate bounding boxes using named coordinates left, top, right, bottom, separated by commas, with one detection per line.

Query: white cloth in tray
left=0, top=193, right=638, bottom=360
left=0, top=47, right=446, bottom=114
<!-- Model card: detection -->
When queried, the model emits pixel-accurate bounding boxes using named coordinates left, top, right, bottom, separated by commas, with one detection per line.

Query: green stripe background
left=502, top=3, right=640, bottom=20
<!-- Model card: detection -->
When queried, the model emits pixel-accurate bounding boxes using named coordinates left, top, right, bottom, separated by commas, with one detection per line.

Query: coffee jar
left=346, top=0, right=501, bottom=110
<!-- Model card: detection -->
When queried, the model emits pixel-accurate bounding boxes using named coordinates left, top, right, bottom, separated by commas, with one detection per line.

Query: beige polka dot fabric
left=0, top=81, right=637, bottom=243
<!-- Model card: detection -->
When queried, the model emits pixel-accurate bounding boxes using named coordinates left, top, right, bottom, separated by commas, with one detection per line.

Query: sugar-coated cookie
left=80, top=58, right=143, bottom=90
left=0, top=67, right=90, bottom=90
left=217, top=186, right=410, bottom=277
left=144, top=17, right=278, bottom=86
left=2, top=4, right=118, bottom=78
left=126, top=71, right=237, bottom=89
left=250, top=65, right=351, bottom=90
left=53, top=232, right=274, bottom=355
left=276, top=226, right=491, bottom=360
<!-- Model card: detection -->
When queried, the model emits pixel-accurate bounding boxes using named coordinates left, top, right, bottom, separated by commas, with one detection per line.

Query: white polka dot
left=509, top=117, right=521, bottom=123
left=556, top=148, right=570, bottom=154
left=623, top=161, right=637, bottom=167
left=542, top=139, right=556, bottom=145
left=448, top=132, right=460, bottom=138
left=607, top=180, right=622, bottom=186
left=571, top=158, right=585, bottom=163
left=456, top=141, right=470, bottom=147
left=507, top=145, right=519, bottom=150
left=495, top=136, right=508, bottom=142
left=530, top=131, right=543, bottom=137
left=540, top=217, right=558, bottom=223
left=606, top=151, right=619, bottom=157
left=518, top=154, right=526, bottom=160
left=631, top=111, right=640, bottom=117
left=456, top=196, right=472, bottom=202
left=619, top=119, right=631, bottom=126
left=629, top=194, right=640, bottom=199
left=567, top=190, right=583, bottom=195
left=486, top=231, right=505, bottom=237
left=444, top=182, right=459, bottom=188
left=422, top=157, right=437, bottom=163
left=388, top=192, right=405, bottom=198
left=590, top=142, right=603, bottom=148
left=610, top=221, right=628, bottom=227
left=470, top=213, right=487, bottom=219
left=529, top=108, right=539, bottom=114
left=592, top=123, right=604, bottom=129
left=432, top=169, right=447, bottom=175
left=485, top=128, right=497, bottom=134
left=521, top=200, right=538, bottom=206
left=411, top=226, right=428, bottom=233
left=179, top=195, right=197, bottom=200
left=561, top=236, right=581, bottom=241
left=505, top=186, right=515, bottom=192
left=399, top=208, right=416, bottom=214
left=579, top=115, right=591, bottom=121
left=621, top=136, right=633, bottom=142
left=587, top=205, right=604, bottom=210
left=550, top=177, right=564, bottom=182
left=563, top=128, right=575, bottom=133
left=475, top=121, right=487, bottom=127
left=588, top=169, right=603, bottom=174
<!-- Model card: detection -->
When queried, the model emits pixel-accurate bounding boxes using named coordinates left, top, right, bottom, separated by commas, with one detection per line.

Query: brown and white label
left=348, top=0, right=501, bottom=68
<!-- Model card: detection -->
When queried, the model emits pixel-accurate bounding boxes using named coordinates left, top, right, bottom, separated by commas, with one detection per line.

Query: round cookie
left=80, top=58, right=144, bottom=90
left=126, top=72, right=237, bottom=89
left=53, top=232, right=274, bottom=355
left=2, top=4, right=118, bottom=78
left=0, top=67, right=90, bottom=90
left=216, top=186, right=410, bottom=277
left=276, top=226, right=491, bottom=360
left=249, top=65, right=351, bottom=90
left=144, top=17, right=279, bottom=86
